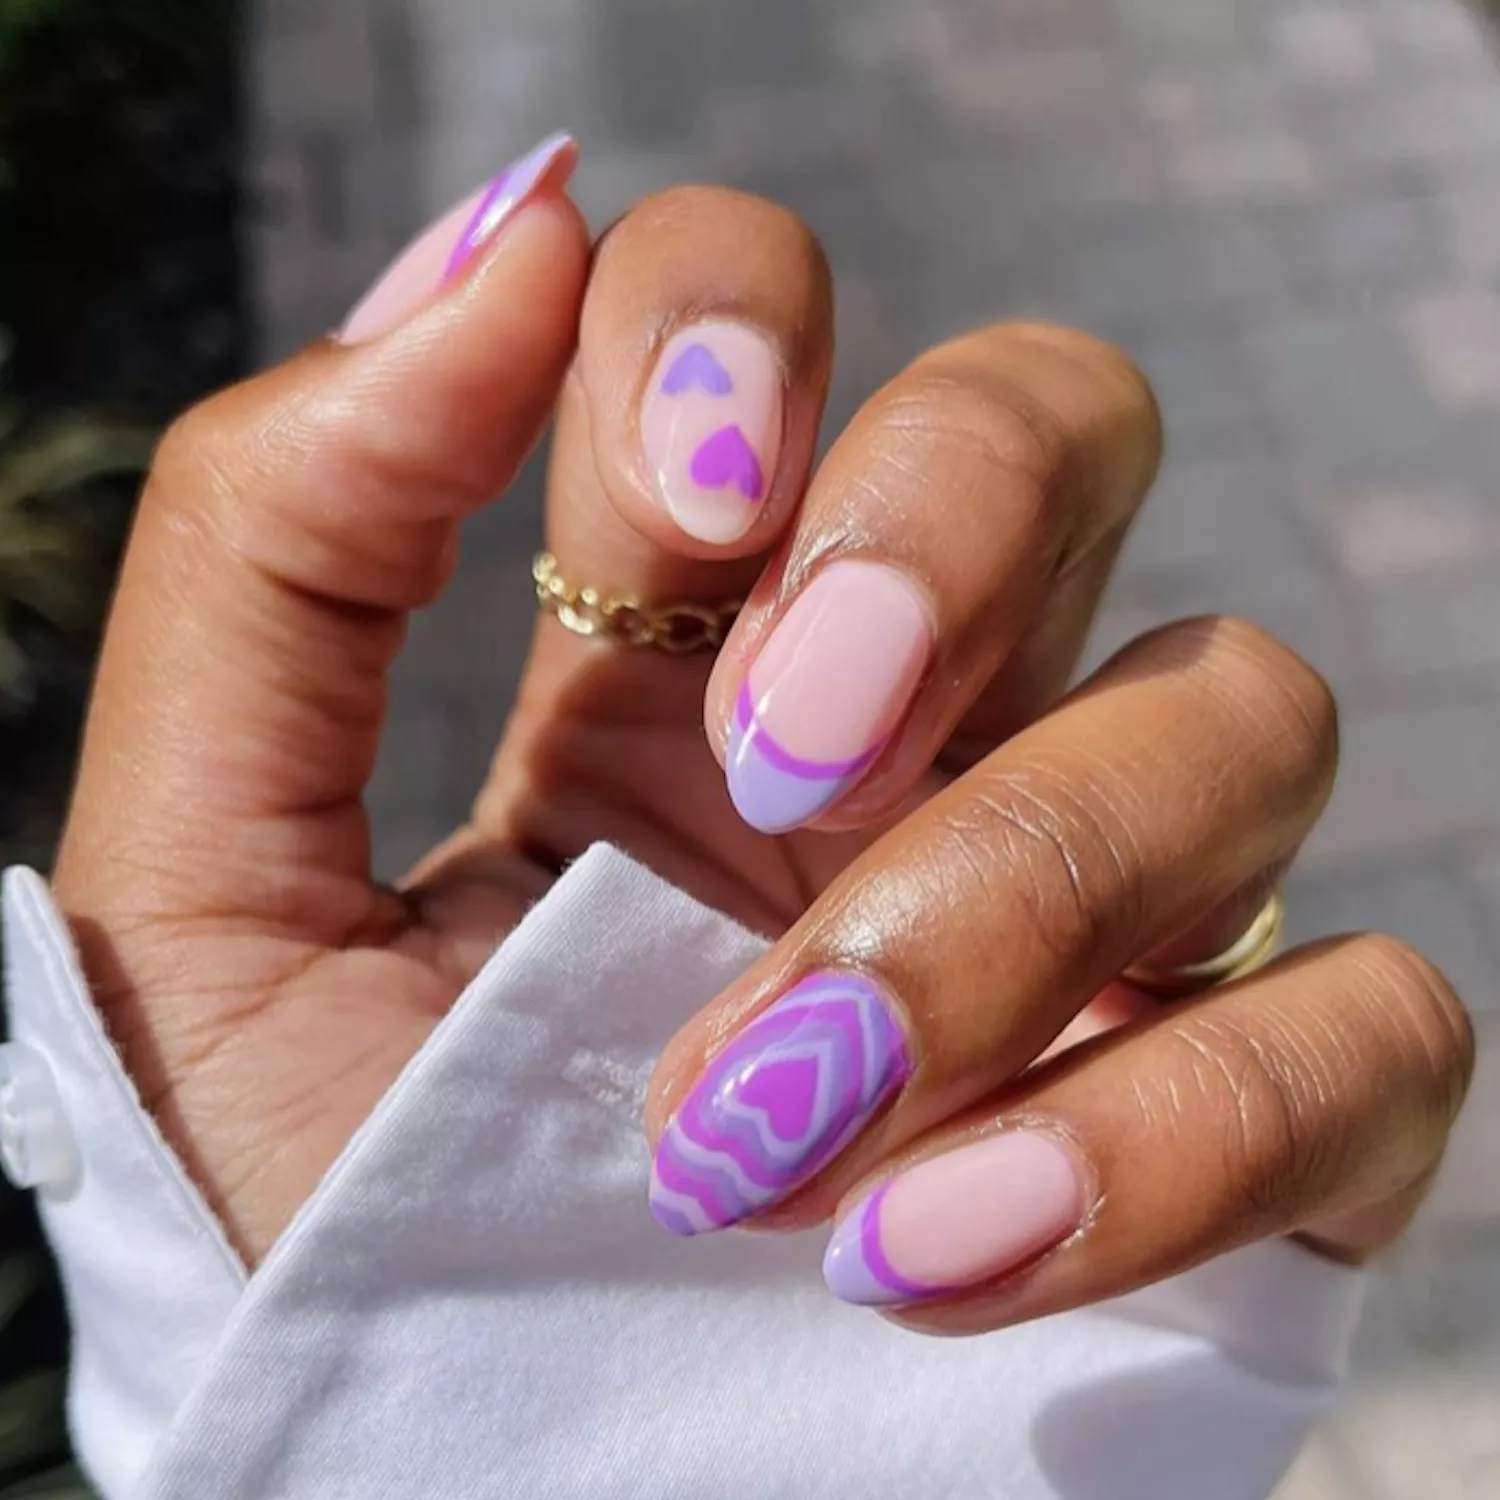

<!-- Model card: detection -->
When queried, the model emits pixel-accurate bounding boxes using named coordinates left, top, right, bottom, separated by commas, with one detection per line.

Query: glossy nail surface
left=727, top=560, right=932, bottom=834
left=822, top=1132, right=1084, bottom=1307
left=639, top=320, right=783, bottom=544
left=341, top=132, right=577, bottom=343
left=650, top=973, right=910, bottom=1236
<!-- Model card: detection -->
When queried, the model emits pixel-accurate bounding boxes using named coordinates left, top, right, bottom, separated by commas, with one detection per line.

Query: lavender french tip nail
left=726, top=686, right=882, bottom=835
left=648, top=973, right=911, bottom=1236
left=821, top=1188, right=932, bottom=1308
left=823, top=1132, right=1084, bottom=1307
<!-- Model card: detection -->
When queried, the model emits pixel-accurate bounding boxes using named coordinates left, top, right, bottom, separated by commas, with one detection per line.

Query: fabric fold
left=4, top=849, right=1366, bottom=1500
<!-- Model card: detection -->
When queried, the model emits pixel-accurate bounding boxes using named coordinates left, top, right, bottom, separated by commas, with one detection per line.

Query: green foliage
left=0, top=340, right=152, bottom=707
left=0, top=0, right=60, bottom=90
left=0, top=1238, right=91, bottom=1497
left=0, top=0, right=61, bottom=190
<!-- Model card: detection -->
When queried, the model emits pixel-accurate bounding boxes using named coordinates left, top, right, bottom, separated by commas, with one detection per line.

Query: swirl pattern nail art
left=649, top=973, right=911, bottom=1237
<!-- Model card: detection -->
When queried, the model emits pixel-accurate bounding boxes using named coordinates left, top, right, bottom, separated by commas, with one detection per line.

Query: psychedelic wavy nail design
left=640, top=320, right=783, bottom=544
left=341, top=131, right=577, bottom=343
left=649, top=972, right=911, bottom=1237
left=822, top=1132, right=1085, bottom=1308
left=725, top=560, right=934, bottom=834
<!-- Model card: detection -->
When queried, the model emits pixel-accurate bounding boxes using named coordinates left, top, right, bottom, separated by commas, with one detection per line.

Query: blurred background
left=2, top=0, right=1499, bottom=1494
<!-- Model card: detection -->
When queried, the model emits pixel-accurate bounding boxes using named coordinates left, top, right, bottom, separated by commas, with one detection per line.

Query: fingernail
left=822, top=1132, right=1084, bottom=1307
left=650, top=972, right=911, bottom=1237
left=340, top=132, right=578, bottom=344
left=727, top=560, right=933, bottom=834
left=639, top=320, right=784, bottom=544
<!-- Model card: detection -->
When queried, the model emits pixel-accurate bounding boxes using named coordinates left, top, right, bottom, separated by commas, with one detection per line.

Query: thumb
left=55, top=135, right=587, bottom=940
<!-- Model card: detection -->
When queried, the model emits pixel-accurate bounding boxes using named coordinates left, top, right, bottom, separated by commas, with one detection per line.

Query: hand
left=51, top=153, right=1472, bottom=1321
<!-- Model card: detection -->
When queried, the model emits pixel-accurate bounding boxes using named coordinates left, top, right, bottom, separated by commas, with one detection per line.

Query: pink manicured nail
left=822, top=1132, right=1085, bottom=1307
left=639, top=320, right=784, bottom=544
left=340, top=132, right=577, bottom=344
left=727, top=560, right=933, bottom=833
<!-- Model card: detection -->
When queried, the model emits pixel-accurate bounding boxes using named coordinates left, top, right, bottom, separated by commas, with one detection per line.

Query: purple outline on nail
left=821, top=1184, right=939, bottom=1307
left=726, top=683, right=887, bottom=834
left=442, top=132, right=576, bottom=284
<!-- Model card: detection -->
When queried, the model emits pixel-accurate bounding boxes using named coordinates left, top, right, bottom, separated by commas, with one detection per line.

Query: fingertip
left=340, top=130, right=583, bottom=345
left=548, top=186, right=834, bottom=585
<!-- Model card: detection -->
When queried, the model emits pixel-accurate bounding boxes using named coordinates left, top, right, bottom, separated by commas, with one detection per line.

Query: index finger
left=543, top=186, right=835, bottom=616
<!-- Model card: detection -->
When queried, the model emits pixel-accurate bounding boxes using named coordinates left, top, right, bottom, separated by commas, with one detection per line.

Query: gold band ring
left=1124, top=892, right=1286, bottom=999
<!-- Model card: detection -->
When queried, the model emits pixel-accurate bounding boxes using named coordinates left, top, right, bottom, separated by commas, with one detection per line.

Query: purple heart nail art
left=662, top=343, right=735, bottom=396
left=649, top=972, right=911, bottom=1236
left=690, top=424, right=765, bottom=501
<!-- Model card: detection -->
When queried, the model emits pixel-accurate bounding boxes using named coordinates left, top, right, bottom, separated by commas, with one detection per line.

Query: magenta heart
left=736, top=1054, right=821, bottom=1145
left=689, top=424, right=764, bottom=500
left=662, top=343, right=734, bottom=396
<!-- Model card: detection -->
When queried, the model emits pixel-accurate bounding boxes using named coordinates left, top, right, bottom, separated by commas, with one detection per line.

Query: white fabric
left=2, top=846, right=1367, bottom=1499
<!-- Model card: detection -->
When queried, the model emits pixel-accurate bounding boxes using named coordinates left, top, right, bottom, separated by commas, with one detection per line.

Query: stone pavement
left=249, top=0, right=1500, bottom=1493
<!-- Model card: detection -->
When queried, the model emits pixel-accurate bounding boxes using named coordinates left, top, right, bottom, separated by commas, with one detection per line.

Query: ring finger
left=645, top=615, right=1338, bottom=1235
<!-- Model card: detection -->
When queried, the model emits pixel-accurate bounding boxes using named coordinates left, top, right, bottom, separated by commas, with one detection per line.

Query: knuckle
left=610, top=186, right=831, bottom=292
left=1153, top=935, right=1477, bottom=1234
left=143, top=394, right=256, bottom=560
left=877, top=365, right=1069, bottom=512
left=1344, top=934, right=1477, bottom=1128
left=1163, top=1008, right=1333, bottom=1227
left=150, top=393, right=234, bottom=502
left=1142, top=616, right=1341, bottom=796
left=890, top=321, right=1165, bottom=550
left=1005, top=321, right=1159, bottom=420
left=926, top=761, right=1144, bottom=972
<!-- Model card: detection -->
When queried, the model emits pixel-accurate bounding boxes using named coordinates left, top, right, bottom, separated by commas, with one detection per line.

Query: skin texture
left=51, top=185, right=1472, bottom=1340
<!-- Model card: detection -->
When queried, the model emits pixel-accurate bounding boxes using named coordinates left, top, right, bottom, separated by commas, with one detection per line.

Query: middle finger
left=646, top=615, right=1338, bottom=1235
left=706, top=320, right=1162, bottom=835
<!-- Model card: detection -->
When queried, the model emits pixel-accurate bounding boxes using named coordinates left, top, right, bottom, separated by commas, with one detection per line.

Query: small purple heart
left=690, top=424, right=765, bottom=501
left=736, top=1055, right=820, bottom=1144
left=662, top=343, right=734, bottom=397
